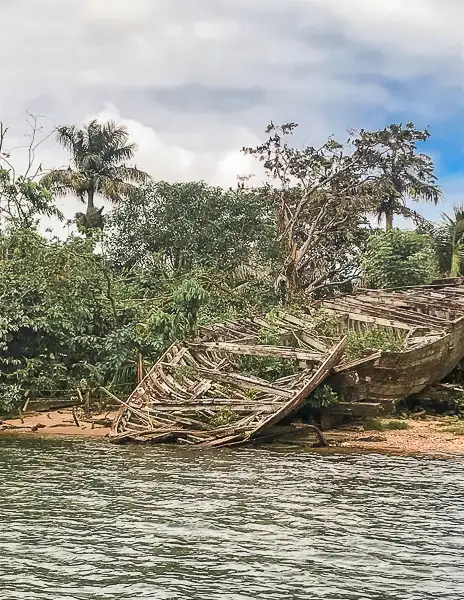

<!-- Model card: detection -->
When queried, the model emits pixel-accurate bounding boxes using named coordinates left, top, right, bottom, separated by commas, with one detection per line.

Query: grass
left=364, top=419, right=410, bottom=432
left=310, top=309, right=406, bottom=361
left=436, top=419, right=464, bottom=436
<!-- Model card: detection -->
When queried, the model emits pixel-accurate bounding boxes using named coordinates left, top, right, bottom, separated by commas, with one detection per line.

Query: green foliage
left=306, top=385, right=339, bottom=409
left=310, top=309, right=342, bottom=338
left=209, top=407, right=239, bottom=427
left=0, top=169, right=61, bottom=228
left=0, top=229, right=213, bottom=413
left=235, top=354, right=298, bottom=382
left=310, top=309, right=406, bottom=359
left=243, top=388, right=259, bottom=401
left=433, top=205, right=464, bottom=277
left=362, top=229, right=437, bottom=289
left=0, top=229, right=115, bottom=411
left=106, top=181, right=278, bottom=273
left=364, top=419, right=409, bottom=431
left=364, top=122, right=441, bottom=231
left=344, top=328, right=406, bottom=361
left=42, top=119, right=150, bottom=232
left=0, top=115, right=449, bottom=419
left=233, top=325, right=298, bottom=382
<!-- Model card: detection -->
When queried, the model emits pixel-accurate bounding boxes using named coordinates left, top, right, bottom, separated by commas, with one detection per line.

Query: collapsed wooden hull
left=111, top=280, right=464, bottom=445
left=323, top=283, right=464, bottom=403
left=110, top=333, right=345, bottom=447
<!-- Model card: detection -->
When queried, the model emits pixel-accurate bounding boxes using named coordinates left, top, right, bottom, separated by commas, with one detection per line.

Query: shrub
left=362, top=229, right=437, bottom=289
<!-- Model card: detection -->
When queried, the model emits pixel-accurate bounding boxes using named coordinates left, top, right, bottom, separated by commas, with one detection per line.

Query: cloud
left=0, top=0, right=462, bottom=228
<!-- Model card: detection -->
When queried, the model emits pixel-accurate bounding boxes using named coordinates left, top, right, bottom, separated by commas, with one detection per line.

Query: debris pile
left=111, top=280, right=464, bottom=447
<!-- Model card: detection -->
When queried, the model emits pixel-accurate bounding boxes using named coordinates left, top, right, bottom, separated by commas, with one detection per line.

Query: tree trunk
left=385, top=209, right=394, bottom=232
left=450, top=232, right=461, bottom=277
left=87, top=188, right=95, bottom=213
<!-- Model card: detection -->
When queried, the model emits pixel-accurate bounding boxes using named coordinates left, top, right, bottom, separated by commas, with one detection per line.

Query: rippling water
left=0, top=437, right=463, bottom=600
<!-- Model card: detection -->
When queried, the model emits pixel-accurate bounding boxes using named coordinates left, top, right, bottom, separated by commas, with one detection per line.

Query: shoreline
left=0, top=408, right=116, bottom=439
left=2, top=410, right=464, bottom=457
left=325, top=418, right=464, bottom=457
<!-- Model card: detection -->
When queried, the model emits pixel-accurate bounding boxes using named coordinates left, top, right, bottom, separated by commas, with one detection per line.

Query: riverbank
left=326, top=418, right=464, bottom=456
left=2, top=410, right=464, bottom=456
left=0, top=408, right=117, bottom=438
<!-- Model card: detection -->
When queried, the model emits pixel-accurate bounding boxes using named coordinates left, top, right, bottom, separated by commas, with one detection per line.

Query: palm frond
left=406, top=179, right=442, bottom=205
left=94, top=176, right=137, bottom=202
left=52, top=119, right=151, bottom=209
left=106, top=165, right=151, bottom=185
left=41, top=168, right=88, bottom=201
left=103, top=144, right=138, bottom=166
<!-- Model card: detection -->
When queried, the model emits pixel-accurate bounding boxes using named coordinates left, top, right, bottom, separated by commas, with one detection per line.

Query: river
left=0, top=437, right=463, bottom=600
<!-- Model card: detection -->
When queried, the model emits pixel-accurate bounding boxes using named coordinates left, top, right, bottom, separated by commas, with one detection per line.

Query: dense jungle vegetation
left=0, top=116, right=460, bottom=412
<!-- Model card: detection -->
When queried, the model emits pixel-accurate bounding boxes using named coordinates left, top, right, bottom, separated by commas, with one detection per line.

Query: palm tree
left=42, top=120, right=150, bottom=232
left=371, top=123, right=442, bottom=231
left=435, top=205, right=464, bottom=277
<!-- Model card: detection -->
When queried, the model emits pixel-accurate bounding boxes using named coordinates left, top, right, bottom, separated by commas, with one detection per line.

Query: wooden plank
left=333, top=352, right=381, bottom=373
left=161, top=364, right=295, bottom=399
left=248, top=337, right=347, bottom=438
left=271, top=313, right=330, bottom=351
left=24, top=398, right=81, bottom=412
left=321, top=302, right=414, bottom=330
left=186, top=341, right=323, bottom=362
left=200, top=434, right=245, bottom=447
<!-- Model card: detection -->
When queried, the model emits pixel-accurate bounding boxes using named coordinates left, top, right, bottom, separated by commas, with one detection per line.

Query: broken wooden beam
left=247, top=337, right=347, bottom=439
left=185, top=341, right=323, bottom=362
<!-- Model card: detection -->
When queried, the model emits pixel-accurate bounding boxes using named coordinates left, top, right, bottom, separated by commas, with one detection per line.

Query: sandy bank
left=326, top=418, right=464, bottom=457
left=2, top=411, right=464, bottom=456
left=0, top=408, right=117, bottom=438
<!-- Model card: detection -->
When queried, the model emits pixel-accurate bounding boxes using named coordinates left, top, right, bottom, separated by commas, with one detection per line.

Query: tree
left=42, top=120, right=150, bottom=233
left=0, top=117, right=62, bottom=228
left=0, top=229, right=216, bottom=413
left=362, top=229, right=437, bottom=289
left=367, top=123, right=441, bottom=231
left=243, top=123, right=387, bottom=296
left=243, top=122, right=442, bottom=296
left=105, top=181, right=278, bottom=273
left=434, top=205, right=464, bottom=277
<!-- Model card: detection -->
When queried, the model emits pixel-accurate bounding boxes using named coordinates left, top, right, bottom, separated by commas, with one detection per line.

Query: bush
left=362, top=229, right=437, bottom=289
left=310, top=309, right=406, bottom=359
left=344, top=328, right=406, bottom=361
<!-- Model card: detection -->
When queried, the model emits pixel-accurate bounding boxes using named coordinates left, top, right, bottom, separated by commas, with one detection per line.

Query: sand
left=2, top=410, right=464, bottom=456
left=327, top=418, right=464, bottom=457
left=0, top=408, right=117, bottom=439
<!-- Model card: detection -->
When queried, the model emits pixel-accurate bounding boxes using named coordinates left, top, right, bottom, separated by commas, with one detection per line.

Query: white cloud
left=0, top=0, right=462, bottom=230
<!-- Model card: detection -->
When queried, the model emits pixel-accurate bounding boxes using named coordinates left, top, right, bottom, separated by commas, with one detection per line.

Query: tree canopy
left=42, top=120, right=151, bottom=233
left=0, top=114, right=451, bottom=413
left=362, top=229, right=437, bottom=289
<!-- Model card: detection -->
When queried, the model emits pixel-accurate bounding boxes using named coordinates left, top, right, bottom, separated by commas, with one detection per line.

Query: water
left=0, top=437, right=463, bottom=600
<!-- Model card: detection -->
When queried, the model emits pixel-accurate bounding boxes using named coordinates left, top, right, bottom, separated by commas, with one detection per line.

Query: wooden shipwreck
left=110, top=279, right=464, bottom=447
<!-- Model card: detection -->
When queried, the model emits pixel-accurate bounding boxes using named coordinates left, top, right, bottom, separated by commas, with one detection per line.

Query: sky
left=1, top=0, right=463, bottom=233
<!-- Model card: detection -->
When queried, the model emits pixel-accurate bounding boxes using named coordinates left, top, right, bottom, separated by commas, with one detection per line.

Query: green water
left=0, top=436, right=463, bottom=599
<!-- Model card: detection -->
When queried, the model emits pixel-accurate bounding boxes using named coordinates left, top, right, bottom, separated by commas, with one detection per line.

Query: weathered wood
left=333, top=352, right=381, bottom=373
left=112, top=278, right=464, bottom=447
left=23, top=398, right=81, bottom=412
left=247, top=337, right=347, bottom=439
left=186, top=341, right=323, bottom=362
left=161, top=364, right=295, bottom=399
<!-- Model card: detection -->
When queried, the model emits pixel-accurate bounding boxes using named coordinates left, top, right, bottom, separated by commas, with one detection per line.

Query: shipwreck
left=110, top=279, right=464, bottom=447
